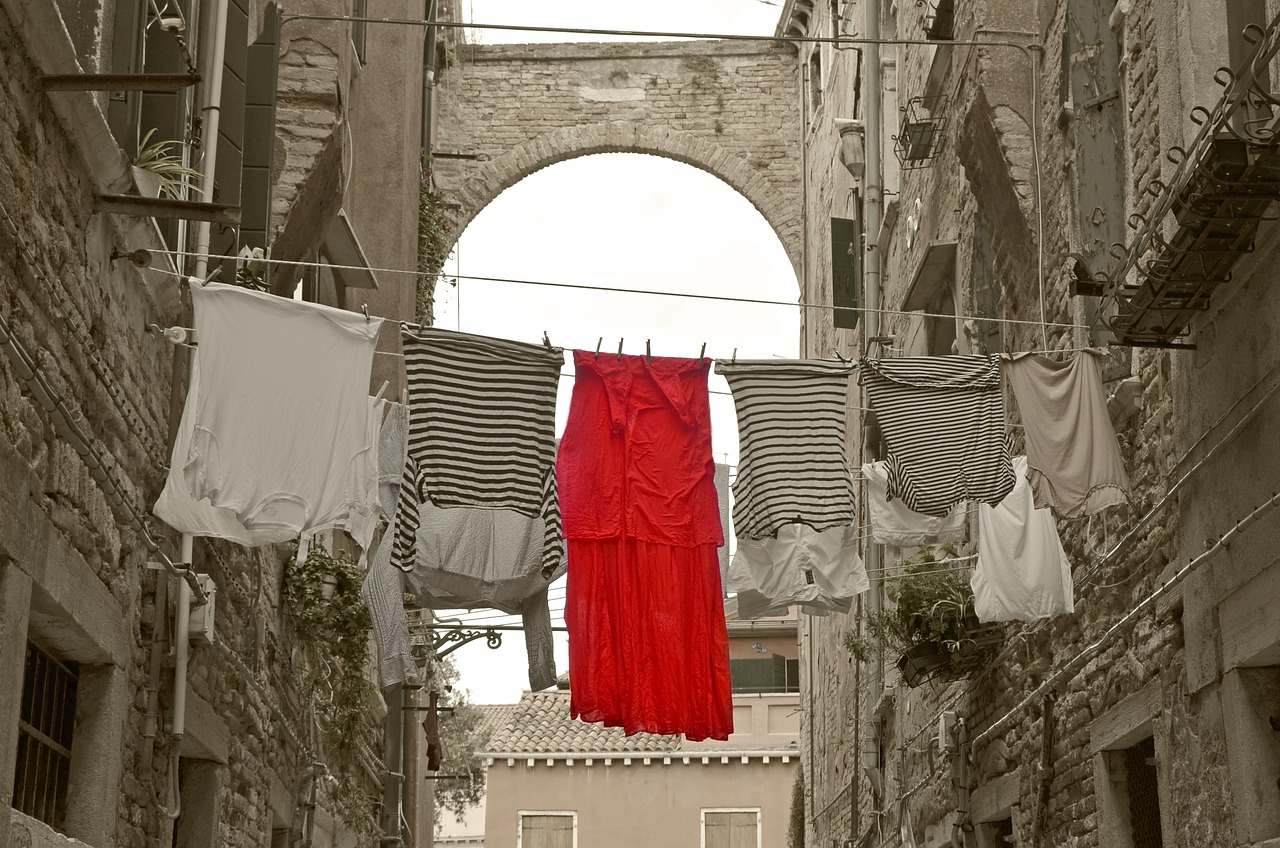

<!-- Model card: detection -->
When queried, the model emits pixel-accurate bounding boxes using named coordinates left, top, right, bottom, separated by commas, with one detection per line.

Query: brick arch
left=446, top=121, right=802, bottom=279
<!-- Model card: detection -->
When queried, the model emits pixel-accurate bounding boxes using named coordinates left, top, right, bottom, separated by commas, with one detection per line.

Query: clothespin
left=617, top=338, right=624, bottom=362
left=542, top=331, right=552, bottom=351
left=646, top=339, right=651, bottom=364
left=699, top=342, right=706, bottom=365
left=361, top=303, right=371, bottom=322
left=833, top=349, right=850, bottom=365
left=731, top=348, right=737, bottom=364
left=595, top=337, right=603, bottom=359
left=192, top=266, right=221, bottom=288
left=373, top=380, right=390, bottom=402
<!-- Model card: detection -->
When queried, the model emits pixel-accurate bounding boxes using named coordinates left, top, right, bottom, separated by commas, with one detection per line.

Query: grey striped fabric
left=716, top=359, right=857, bottom=539
left=861, top=355, right=1014, bottom=516
left=393, top=327, right=565, bottom=578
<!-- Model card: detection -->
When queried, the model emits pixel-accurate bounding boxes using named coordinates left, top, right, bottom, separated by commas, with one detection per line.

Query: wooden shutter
left=240, top=4, right=280, bottom=255
left=705, top=811, right=758, bottom=848
left=521, top=815, right=574, bottom=848
left=831, top=213, right=861, bottom=329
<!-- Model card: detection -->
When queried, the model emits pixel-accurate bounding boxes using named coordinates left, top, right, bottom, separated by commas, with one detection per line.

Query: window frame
left=11, top=641, right=79, bottom=832
left=516, top=810, right=578, bottom=848
left=701, top=807, right=762, bottom=848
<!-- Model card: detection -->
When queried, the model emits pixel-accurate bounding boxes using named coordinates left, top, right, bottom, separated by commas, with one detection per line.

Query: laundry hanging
left=362, top=402, right=420, bottom=689
left=861, top=354, right=1015, bottom=517
left=1003, top=349, right=1130, bottom=518
left=727, top=523, right=868, bottom=619
left=155, top=281, right=383, bottom=553
left=715, top=359, right=857, bottom=539
left=392, top=327, right=564, bottom=576
left=861, top=460, right=967, bottom=546
left=559, top=351, right=731, bottom=741
left=971, top=455, right=1074, bottom=622
left=392, top=327, right=565, bottom=691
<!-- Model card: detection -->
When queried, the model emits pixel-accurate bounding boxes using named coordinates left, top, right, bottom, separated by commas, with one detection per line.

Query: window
left=1123, top=737, right=1164, bottom=848
left=519, top=812, right=576, bottom=848
left=730, top=655, right=800, bottom=694
left=808, top=51, right=823, bottom=114
left=923, top=0, right=955, bottom=40
left=352, top=0, right=368, bottom=64
left=702, top=809, right=760, bottom=848
left=976, top=816, right=1015, bottom=847
left=11, top=642, right=79, bottom=831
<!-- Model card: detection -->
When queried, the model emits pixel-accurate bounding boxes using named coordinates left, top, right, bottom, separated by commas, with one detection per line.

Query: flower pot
left=319, top=574, right=338, bottom=601
left=897, top=641, right=950, bottom=687
left=132, top=165, right=163, bottom=199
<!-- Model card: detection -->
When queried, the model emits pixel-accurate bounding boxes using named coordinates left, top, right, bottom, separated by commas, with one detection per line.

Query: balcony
left=1099, top=16, right=1280, bottom=347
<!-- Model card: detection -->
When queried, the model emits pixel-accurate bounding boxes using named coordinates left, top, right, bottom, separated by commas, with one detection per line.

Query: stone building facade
left=789, top=0, right=1280, bottom=846
left=0, top=0, right=429, bottom=846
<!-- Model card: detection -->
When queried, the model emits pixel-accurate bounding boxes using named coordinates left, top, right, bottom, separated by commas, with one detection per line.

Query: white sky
left=432, top=0, right=795, bottom=706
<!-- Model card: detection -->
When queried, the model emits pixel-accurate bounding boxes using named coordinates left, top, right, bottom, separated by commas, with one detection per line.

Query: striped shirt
left=394, top=327, right=565, bottom=578
left=860, top=354, right=1014, bottom=516
left=716, top=359, right=857, bottom=539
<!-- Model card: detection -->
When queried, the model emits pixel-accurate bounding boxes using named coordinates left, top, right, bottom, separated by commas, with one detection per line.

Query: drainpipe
left=860, top=0, right=886, bottom=805
left=380, top=683, right=406, bottom=846
left=169, top=0, right=230, bottom=816
left=422, top=0, right=439, bottom=157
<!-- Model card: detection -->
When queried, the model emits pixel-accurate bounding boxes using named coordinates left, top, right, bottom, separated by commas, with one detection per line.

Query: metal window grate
left=1125, top=736, right=1164, bottom=848
left=11, top=642, right=78, bottom=830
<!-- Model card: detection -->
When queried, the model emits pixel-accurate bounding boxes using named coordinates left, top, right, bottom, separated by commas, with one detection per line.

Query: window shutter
left=240, top=4, right=280, bottom=257
left=206, top=0, right=251, bottom=280
left=831, top=213, right=861, bottom=329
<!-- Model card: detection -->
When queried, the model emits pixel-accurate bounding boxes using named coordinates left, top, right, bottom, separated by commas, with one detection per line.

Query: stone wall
left=0, top=1, right=389, bottom=846
left=797, top=0, right=1280, bottom=846
left=432, top=38, right=804, bottom=276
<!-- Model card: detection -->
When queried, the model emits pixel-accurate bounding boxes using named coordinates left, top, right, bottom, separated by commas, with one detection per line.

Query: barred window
left=11, top=642, right=79, bottom=831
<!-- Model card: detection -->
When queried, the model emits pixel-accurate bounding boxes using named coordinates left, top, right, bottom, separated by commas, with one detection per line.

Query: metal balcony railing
left=1095, top=15, right=1280, bottom=347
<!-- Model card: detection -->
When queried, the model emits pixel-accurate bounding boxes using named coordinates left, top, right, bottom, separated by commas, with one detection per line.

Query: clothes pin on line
left=595, top=337, right=603, bottom=359
left=699, top=342, right=706, bottom=365
left=646, top=339, right=651, bottom=364
left=617, top=338, right=624, bottom=362
left=361, top=303, right=370, bottom=322
left=542, top=330, right=552, bottom=351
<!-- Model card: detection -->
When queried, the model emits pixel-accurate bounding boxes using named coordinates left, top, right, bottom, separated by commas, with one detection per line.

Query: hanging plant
left=283, top=542, right=375, bottom=757
left=131, top=128, right=204, bottom=200
left=842, top=546, right=1001, bottom=686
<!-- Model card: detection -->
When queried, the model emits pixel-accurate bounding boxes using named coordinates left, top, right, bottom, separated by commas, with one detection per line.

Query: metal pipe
left=380, top=683, right=406, bottom=846
left=422, top=0, right=439, bottom=156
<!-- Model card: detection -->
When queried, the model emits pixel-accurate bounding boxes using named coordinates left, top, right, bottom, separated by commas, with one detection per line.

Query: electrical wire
left=146, top=250, right=1088, bottom=331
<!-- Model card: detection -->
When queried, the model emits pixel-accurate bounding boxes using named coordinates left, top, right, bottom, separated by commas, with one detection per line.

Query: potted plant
left=131, top=128, right=203, bottom=200
left=842, top=546, right=1001, bottom=687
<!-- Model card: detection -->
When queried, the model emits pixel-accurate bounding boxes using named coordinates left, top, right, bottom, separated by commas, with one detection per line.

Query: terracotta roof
left=473, top=703, right=522, bottom=743
left=481, top=691, right=683, bottom=755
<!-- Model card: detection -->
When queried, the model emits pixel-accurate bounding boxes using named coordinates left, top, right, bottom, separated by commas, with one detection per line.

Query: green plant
left=609, top=68, right=630, bottom=83
left=435, top=35, right=457, bottom=74
left=235, top=246, right=269, bottom=291
left=433, top=654, right=490, bottom=830
left=787, top=769, right=805, bottom=848
left=417, top=155, right=454, bottom=324
left=283, top=542, right=375, bottom=760
left=131, top=128, right=203, bottom=200
left=842, top=545, right=977, bottom=663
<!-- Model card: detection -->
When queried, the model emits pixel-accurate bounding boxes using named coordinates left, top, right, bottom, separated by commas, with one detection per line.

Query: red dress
left=558, top=351, right=732, bottom=741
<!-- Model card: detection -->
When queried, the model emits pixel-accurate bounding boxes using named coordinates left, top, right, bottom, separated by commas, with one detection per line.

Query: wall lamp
left=835, top=118, right=865, bottom=179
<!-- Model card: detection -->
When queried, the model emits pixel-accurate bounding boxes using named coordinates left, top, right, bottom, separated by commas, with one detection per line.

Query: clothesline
left=146, top=250, right=1088, bottom=330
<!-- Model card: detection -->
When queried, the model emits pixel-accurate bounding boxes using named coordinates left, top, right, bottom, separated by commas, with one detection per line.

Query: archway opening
left=432, top=152, right=799, bottom=702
